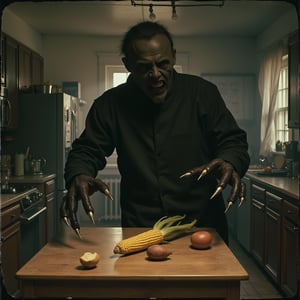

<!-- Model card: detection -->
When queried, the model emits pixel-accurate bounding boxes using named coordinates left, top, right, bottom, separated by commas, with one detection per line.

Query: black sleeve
left=64, top=93, right=116, bottom=188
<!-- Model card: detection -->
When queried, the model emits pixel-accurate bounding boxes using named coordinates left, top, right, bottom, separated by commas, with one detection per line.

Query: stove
left=1, top=183, right=46, bottom=264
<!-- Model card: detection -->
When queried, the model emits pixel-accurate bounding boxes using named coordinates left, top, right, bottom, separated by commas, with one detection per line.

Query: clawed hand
left=180, top=158, right=246, bottom=213
left=60, top=175, right=113, bottom=238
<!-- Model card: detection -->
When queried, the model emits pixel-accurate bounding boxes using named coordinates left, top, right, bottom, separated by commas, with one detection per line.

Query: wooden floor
left=228, top=235, right=284, bottom=300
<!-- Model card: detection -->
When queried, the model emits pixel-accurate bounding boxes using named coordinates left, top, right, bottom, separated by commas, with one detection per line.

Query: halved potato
left=80, top=252, right=100, bottom=268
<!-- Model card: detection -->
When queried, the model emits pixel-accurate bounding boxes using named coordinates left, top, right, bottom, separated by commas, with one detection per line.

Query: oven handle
left=20, top=206, right=47, bottom=222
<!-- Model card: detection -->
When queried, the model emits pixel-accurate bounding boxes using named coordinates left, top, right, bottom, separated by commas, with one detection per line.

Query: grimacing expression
left=122, top=34, right=176, bottom=104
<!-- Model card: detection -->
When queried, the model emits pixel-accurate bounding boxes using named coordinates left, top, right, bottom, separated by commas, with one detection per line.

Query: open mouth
left=149, top=81, right=165, bottom=95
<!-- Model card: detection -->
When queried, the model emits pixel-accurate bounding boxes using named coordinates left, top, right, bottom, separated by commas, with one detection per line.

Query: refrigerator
left=15, top=93, right=79, bottom=234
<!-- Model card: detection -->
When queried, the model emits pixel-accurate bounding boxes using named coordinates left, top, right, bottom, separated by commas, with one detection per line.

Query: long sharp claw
left=197, top=169, right=208, bottom=181
left=63, top=216, right=70, bottom=227
left=179, top=171, right=192, bottom=178
left=210, top=186, right=223, bottom=199
left=88, top=211, right=95, bottom=224
left=238, top=197, right=245, bottom=207
left=104, top=188, right=114, bottom=201
left=75, top=228, right=82, bottom=239
left=225, top=201, right=233, bottom=213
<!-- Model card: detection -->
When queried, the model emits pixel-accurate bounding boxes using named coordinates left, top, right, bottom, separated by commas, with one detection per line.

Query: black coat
left=64, top=72, right=250, bottom=242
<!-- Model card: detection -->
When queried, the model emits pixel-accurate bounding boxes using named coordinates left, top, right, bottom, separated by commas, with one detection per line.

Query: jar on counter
left=14, top=153, right=24, bottom=176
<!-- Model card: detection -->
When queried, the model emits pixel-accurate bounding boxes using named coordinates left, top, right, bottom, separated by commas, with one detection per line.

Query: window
left=274, top=54, right=289, bottom=145
left=105, top=64, right=183, bottom=90
left=105, top=65, right=130, bottom=90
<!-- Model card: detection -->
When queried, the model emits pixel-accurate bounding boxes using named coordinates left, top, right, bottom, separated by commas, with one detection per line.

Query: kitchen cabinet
left=1, top=33, right=44, bottom=132
left=264, top=191, right=282, bottom=283
left=281, top=200, right=299, bottom=296
left=18, top=44, right=32, bottom=90
left=1, top=202, right=21, bottom=297
left=31, top=51, right=44, bottom=85
left=250, top=184, right=265, bottom=265
left=19, top=44, right=44, bottom=90
left=44, top=179, right=56, bottom=242
left=3, top=35, right=18, bottom=130
left=248, top=174, right=299, bottom=297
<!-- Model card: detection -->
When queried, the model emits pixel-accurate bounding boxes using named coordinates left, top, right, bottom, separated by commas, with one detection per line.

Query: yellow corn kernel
left=113, top=229, right=163, bottom=254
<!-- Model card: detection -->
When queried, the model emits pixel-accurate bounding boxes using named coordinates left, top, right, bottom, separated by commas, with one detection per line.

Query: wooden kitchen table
left=16, top=227, right=248, bottom=299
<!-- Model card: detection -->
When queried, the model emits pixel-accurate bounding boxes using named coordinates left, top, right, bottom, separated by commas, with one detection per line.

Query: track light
left=149, top=4, right=156, bottom=21
left=131, top=1, right=224, bottom=21
left=171, top=0, right=178, bottom=20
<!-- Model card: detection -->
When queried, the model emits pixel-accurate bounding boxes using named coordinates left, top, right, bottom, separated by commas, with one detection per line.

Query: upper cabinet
left=3, top=35, right=19, bottom=130
left=1, top=34, right=44, bottom=132
left=288, top=31, right=299, bottom=129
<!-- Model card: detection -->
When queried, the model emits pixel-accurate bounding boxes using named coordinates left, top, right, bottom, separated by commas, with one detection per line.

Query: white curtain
left=258, top=42, right=284, bottom=157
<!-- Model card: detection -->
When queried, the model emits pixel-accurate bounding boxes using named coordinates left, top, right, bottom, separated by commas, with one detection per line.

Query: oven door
left=20, top=205, right=47, bottom=265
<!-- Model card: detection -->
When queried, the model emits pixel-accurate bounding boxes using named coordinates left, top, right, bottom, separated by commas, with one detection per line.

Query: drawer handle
left=287, top=210, right=294, bottom=215
left=10, top=214, right=16, bottom=219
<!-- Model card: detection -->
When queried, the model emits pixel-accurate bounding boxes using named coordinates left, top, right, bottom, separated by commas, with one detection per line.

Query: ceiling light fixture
left=149, top=4, right=156, bottom=20
left=131, top=0, right=224, bottom=20
left=171, top=0, right=178, bottom=20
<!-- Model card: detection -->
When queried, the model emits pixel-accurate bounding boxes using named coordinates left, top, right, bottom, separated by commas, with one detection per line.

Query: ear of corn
left=113, top=229, right=163, bottom=254
left=113, top=215, right=197, bottom=255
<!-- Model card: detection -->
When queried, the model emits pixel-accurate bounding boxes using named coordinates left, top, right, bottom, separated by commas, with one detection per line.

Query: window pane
left=274, top=55, right=289, bottom=145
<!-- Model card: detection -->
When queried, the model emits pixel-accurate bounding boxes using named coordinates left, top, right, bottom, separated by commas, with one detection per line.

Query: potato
left=146, top=244, right=172, bottom=261
left=80, top=252, right=100, bottom=268
left=191, top=230, right=212, bottom=250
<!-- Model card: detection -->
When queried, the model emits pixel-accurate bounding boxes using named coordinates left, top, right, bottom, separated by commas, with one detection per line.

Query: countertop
left=1, top=173, right=56, bottom=209
left=246, top=170, right=299, bottom=201
left=1, top=188, right=38, bottom=209
left=7, top=173, right=56, bottom=184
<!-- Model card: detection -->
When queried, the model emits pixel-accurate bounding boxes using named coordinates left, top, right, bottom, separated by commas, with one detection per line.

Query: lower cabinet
left=1, top=203, right=21, bottom=297
left=264, top=192, right=282, bottom=282
left=250, top=184, right=265, bottom=265
left=250, top=181, right=299, bottom=297
left=281, top=200, right=299, bottom=296
left=45, top=179, right=56, bottom=242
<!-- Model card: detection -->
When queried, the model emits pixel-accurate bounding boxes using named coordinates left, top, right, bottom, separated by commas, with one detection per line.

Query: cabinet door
left=281, top=201, right=299, bottom=296
left=1, top=222, right=21, bottom=297
left=31, top=51, right=44, bottom=85
left=251, top=184, right=265, bottom=265
left=46, top=192, right=55, bottom=242
left=264, top=192, right=282, bottom=283
left=18, top=44, right=31, bottom=90
left=4, top=35, right=18, bottom=130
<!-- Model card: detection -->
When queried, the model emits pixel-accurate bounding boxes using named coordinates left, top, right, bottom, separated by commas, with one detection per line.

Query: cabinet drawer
left=282, top=200, right=299, bottom=225
left=1, top=204, right=20, bottom=229
left=252, top=184, right=265, bottom=202
left=266, top=192, right=282, bottom=213
left=45, top=179, right=55, bottom=194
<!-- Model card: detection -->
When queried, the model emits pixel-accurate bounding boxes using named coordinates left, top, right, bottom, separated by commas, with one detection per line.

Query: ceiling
left=4, top=1, right=298, bottom=37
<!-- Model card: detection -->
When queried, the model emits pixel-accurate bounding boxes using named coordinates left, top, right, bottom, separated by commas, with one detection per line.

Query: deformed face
left=123, top=34, right=176, bottom=104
